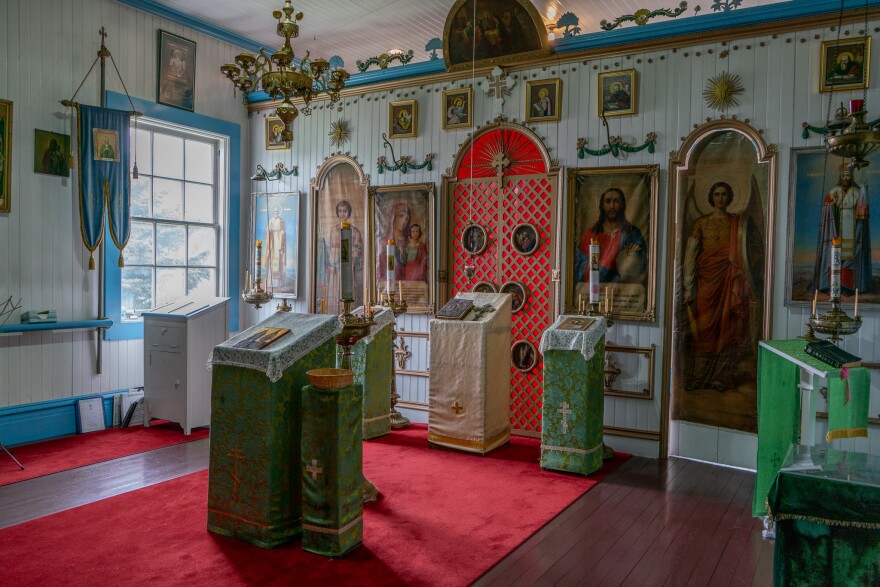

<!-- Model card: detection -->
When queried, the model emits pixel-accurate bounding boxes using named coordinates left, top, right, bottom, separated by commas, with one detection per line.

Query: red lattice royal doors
left=443, top=124, right=561, bottom=433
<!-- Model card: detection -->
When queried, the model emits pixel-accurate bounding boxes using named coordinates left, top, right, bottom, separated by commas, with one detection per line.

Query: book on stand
left=805, top=340, right=862, bottom=368
left=233, top=327, right=291, bottom=350
left=435, top=298, right=474, bottom=320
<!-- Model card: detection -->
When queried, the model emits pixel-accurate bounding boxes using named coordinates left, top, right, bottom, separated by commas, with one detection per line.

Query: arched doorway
left=441, top=121, right=562, bottom=433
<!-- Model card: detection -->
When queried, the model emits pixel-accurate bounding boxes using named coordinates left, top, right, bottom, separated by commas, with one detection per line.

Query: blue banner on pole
left=76, top=104, right=131, bottom=270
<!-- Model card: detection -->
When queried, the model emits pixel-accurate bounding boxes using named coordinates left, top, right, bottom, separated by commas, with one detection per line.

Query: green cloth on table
left=753, top=342, right=800, bottom=517
left=825, top=367, right=869, bottom=442
left=351, top=322, right=392, bottom=440
left=206, top=338, right=336, bottom=548
left=768, top=445, right=880, bottom=586
left=540, top=339, right=606, bottom=476
left=301, top=383, right=363, bottom=557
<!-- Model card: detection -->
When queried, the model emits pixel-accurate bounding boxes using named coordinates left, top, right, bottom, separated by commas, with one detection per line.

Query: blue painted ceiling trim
left=116, top=0, right=267, bottom=54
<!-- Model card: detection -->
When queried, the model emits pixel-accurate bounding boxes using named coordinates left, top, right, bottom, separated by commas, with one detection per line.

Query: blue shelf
left=0, top=319, right=113, bottom=334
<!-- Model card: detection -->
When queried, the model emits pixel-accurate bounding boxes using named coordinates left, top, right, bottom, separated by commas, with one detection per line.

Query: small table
left=768, top=444, right=880, bottom=586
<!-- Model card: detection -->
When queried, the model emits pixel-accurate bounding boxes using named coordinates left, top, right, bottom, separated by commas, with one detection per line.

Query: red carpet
left=0, top=424, right=627, bottom=587
left=0, top=420, right=209, bottom=486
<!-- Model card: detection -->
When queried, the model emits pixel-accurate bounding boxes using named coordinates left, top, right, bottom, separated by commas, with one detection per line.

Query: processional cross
left=557, top=402, right=573, bottom=434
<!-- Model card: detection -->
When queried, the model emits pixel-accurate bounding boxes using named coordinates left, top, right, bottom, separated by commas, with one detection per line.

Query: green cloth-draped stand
left=301, top=382, right=364, bottom=557
left=754, top=340, right=870, bottom=518
left=768, top=444, right=880, bottom=585
left=206, top=314, right=339, bottom=548
left=351, top=306, right=394, bottom=439
left=539, top=316, right=608, bottom=475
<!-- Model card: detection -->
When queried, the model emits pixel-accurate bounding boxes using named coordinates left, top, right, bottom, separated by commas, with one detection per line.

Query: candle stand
left=809, top=301, right=861, bottom=342
left=381, top=289, right=410, bottom=429
left=336, top=298, right=379, bottom=503
left=242, top=242, right=273, bottom=310
left=276, top=298, right=293, bottom=312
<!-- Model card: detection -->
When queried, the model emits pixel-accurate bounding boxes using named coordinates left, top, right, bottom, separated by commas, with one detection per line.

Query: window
left=120, top=119, right=227, bottom=321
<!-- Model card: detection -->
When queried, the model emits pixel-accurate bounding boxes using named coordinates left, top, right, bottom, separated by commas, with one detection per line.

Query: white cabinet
left=143, top=296, right=229, bottom=434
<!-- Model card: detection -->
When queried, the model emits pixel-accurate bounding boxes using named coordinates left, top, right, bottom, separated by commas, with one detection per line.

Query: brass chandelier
left=220, top=0, right=350, bottom=142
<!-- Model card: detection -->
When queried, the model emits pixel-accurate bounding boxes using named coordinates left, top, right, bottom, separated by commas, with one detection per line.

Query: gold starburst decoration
left=703, top=71, right=744, bottom=111
left=329, top=119, right=351, bottom=148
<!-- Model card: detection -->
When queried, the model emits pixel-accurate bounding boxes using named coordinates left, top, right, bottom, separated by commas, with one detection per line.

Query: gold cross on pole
left=557, top=402, right=573, bottom=434
left=451, top=400, right=464, bottom=414
left=305, top=459, right=323, bottom=480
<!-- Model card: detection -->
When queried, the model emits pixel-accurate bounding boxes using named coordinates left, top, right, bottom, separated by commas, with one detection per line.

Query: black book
left=805, top=340, right=861, bottom=369
left=436, top=298, right=474, bottom=320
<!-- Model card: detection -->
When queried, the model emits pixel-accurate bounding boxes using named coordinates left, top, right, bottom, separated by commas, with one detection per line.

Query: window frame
left=104, top=92, right=241, bottom=340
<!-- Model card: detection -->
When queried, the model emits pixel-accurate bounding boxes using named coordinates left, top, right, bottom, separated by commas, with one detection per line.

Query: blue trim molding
left=0, top=391, right=127, bottom=446
left=115, top=0, right=266, bottom=54
left=104, top=92, right=241, bottom=339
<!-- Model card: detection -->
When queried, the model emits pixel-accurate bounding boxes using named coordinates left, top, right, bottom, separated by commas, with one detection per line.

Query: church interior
left=1, top=0, right=880, bottom=584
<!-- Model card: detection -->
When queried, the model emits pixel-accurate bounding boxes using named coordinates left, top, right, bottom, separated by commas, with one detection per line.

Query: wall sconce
left=251, top=163, right=298, bottom=181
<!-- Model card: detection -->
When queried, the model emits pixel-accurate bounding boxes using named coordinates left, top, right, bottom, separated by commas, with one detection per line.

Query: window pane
left=187, top=268, right=216, bottom=297
left=132, top=128, right=152, bottom=175
left=156, top=224, right=186, bottom=266
left=127, top=221, right=154, bottom=265
left=121, top=266, right=154, bottom=320
left=185, top=183, right=214, bottom=223
left=188, top=226, right=216, bottom=266
left=185, top=140, right=214, bottom=184
left=153, top=134, right=184, bottom=179
left=157, top=268, right=186, bottom=305
left=153, top=178, right=183, bottom=220
left=130, top=176, right=152, bottom=217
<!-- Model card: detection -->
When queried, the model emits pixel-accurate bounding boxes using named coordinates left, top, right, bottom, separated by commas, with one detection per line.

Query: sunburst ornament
left=329, top=119, right=351, bottom=148
left=703, top=71, right=744, bottom=111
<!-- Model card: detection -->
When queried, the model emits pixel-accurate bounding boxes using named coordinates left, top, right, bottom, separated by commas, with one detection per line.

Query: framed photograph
left=309, top=155, right=370, bottom=315
left=525, top=78, right=561, bottom=123
left=389, top=100, right=418, bottom=139
left=511, top=222, right=539, bottom=256
left=93, top=129, right=119, bottom=162
left=604, top=344, right=656, bottom=400
left=443, top=0, right=550, bottom=72
left=820, top=36, right=870, bottom=93
left=472, top=281, right=497, bottom=293
left=511, top=340, right=538, bottom=373
left=368, top=183, right=436, bottom=314
left=442, top=88, right=473, bottom=130
left=499, top=281, right=527, bottom=313
left=0, top=99, right=11, bottom=213
left=157, top=30, right=196, bottom=111
left=251, top=192, right=299, bottom=298
left=265, top=115, right=290, bottom=150
left=461, top=223, right=488, bottom=255
left=598, top=69, right=637, bottom=116
left=786, top=148, right=880, bottom=306
left=665, top=119, right=776, bottom=434
left=566, top=165, right=659, bottom=321
left=33, top=130, right=70, bottom=177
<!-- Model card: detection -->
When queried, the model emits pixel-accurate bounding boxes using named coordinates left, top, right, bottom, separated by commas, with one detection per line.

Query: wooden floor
left=0, top=441, right=773, bottom=586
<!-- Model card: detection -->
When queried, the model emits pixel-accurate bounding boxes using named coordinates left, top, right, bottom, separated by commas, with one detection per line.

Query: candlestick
left=812, top=289, right=817, bottom=316
left=589, top=239, right=600, bottom=304
left=321, top=284, right=327, bottom=314
left=340, top=222, right=353, bottom=300
left=245, top=270, right=250, bottom=291
left=386, top=239, right=396, bottom=294
left=610, top=288, right=614, bottom=314
left=830, top=237, right=842, bottom=302
left=855, top=288, right=859, bottom=317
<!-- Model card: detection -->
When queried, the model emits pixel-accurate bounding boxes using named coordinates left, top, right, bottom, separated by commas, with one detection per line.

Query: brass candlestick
left=381, top=289, right=410, bottom=429
left=276, top=298, right=293, bottom=312
left=336, top=298, right=379, bottom=503
left=809, top=300, right=861, bottom=342
left=568, top=301, right=615, bottom=329
left=242, top=242, right=273, bottom=309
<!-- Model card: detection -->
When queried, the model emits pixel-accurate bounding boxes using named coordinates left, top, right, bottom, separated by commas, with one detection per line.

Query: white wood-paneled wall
left=0, top=0, right=249, bottom=407
left=244, top=16, right=880, bottom=463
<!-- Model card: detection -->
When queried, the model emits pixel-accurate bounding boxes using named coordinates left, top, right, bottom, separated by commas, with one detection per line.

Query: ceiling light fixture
left=220, top=1, right=350, bottom=144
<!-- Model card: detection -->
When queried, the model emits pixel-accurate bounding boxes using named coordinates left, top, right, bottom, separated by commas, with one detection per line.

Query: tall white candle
left=589, top=239, right=600, bottom=304
left=386, top=239, right=396, bottom=294
left=340, top=222, right=353, bottom=300
left=830, top=236, right=842, bottom=302
left=256, top=241, right=263, bottom=289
